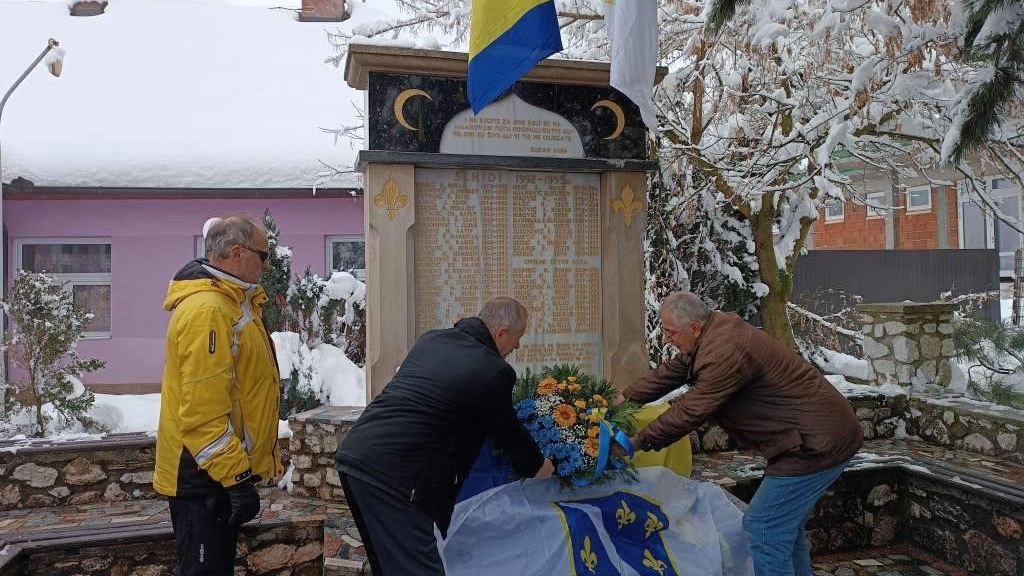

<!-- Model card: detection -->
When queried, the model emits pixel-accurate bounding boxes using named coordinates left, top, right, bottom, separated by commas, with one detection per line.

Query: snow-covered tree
left=325, top=0, right=1024, bottom=352
left=260, top=208, right=294, bottom=334
left=1, top=271, right=106, bottom=437
left=944, top=0, right=1024, bottom=163
left=274, top=269, right=367, bottom=414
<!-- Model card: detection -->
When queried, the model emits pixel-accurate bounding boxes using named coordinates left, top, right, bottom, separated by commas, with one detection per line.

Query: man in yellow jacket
left=154, top=215, right=283, bottom=576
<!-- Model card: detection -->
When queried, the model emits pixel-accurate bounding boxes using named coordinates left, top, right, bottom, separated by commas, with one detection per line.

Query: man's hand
left=533, top=459, right=555, bottom=479
left=610, top=435, right=640, bottom=460
left=226, top=479, right=260, bottom=527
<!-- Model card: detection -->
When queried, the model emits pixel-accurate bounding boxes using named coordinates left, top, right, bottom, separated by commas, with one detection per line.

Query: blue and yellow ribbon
left=574, top=410, right=634, bottom=486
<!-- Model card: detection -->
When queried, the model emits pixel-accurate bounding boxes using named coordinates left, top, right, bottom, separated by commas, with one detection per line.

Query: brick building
left=811, top=169, right=1022, bottom=278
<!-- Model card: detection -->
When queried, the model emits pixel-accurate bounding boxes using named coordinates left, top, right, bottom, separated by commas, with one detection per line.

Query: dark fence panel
left=793, top=249, right=1000, bottom=323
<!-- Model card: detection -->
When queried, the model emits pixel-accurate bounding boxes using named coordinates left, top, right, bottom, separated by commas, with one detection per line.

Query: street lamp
left=0, top=38, right=65, bottom=403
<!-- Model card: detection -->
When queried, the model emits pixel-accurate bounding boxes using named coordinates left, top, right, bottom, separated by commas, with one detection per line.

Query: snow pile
left=88, top=393, right=162, bottom=433
left=826, top=374, right=907, bottom=397
left=272, top=330, right=366, bottom=407
left=0, top=0, right=404, bottom=189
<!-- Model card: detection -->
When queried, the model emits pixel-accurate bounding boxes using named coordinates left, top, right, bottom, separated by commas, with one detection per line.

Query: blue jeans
left=742, top=459, right=851, bottom=576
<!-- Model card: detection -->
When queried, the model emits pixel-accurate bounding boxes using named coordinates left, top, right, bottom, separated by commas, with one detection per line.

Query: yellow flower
left=584, top=437, right=600, bottom=457
left=569, top=384, right=582, bottom=392
left=537, top=377, right=559, bottom=395
left=558, top=383, right=568, bottom=391
left=574, top=400, right=587, bottom=409
left=592, top=394, right=605, bottom=403
left=588, top=426, right=600, bottom=438
left=554, top=404, right=577, bottom=427
left=568, top=376, right=577, bottom=382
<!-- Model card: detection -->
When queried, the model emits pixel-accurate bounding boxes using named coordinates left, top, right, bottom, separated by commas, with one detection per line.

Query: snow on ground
left=0, top=0, right=404, bottom=189
left=89, top=393, right=161, bottom=433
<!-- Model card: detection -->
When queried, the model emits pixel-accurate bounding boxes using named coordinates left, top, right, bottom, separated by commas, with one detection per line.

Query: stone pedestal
left=857, top=302, right=957, bottom=387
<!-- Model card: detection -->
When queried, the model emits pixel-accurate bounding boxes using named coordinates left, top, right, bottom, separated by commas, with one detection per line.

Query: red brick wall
left=812, top=201, right=886, bottom=249
left=814, top=186, right=959, bottom=250
left=894, top=186, right=959, bottom=249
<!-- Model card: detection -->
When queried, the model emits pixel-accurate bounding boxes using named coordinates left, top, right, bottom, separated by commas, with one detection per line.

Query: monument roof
left=344, top=43, right=669, bottom=91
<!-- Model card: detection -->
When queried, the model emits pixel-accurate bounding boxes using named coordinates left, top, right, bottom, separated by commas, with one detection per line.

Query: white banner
left=605, top=0, right=659, bottom=131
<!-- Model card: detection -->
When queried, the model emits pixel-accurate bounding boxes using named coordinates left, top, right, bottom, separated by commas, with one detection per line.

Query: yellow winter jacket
left=154, top=260, right=283, bottom=497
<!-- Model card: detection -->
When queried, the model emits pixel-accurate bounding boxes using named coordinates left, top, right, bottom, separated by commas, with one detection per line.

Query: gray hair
left=205, top=215, right=262, bottom=259
left=660, top=291, right=712, bottom=324
left=478, top=297, right=528, bottom=333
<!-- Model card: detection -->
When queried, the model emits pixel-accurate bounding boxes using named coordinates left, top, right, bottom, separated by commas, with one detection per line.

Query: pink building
left=4, top=188, right=363, bottom=392
left=1, top=0, right=364, bottom=392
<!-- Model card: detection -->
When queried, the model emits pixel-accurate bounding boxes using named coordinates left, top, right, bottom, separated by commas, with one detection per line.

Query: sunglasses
left=240, top=245, right=270, bottom=263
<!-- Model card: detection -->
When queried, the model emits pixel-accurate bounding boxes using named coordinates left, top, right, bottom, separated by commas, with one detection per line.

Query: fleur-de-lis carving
left=616, top=499, right=636, bottom=529
left=642, top=549, right=667, bottom=575
left=644, top=511, right=664, bottom=539
left=612, top=184, right=642, bottom=226
left=580, top=535, right=598, bottom=573
left=373, top=179, right=410, bottom=221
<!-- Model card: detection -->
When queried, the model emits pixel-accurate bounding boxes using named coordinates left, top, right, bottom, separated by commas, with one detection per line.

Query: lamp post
left=0, top=38, right=65, bottom=405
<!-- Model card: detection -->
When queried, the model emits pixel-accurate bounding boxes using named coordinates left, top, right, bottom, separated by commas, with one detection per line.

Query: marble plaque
left=414, top=168, right=603, bottom=378
left=440, top=95, right=584, bottom=158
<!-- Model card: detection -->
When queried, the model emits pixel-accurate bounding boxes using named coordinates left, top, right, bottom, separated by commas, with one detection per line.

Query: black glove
left=226, top=478, right=260, bottom=528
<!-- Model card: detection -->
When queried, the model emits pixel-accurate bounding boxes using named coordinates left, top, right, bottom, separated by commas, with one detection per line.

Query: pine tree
left=1, top=271, right=106, bottom=437
left=943, top=0, right=1024, bottom=163
left=260, top=208, right=294, bottom=334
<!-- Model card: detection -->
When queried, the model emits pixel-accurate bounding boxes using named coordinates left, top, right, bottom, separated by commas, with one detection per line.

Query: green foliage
left=260, top=209, right=294, bottom=334
left=1, top=271, right=107, bottom=437
left=705, top=0, right=750, bottom=33
left=947, top=0, right=1024, bottom=163
left=953, top=317, right=1024, bottom=409
left=279, top=365, right=320, bottom=419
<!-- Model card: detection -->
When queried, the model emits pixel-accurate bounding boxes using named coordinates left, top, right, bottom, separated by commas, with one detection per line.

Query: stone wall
left=287, top=406, right=361, bottom=501
left=0, top=519, right=324, bottom=576
left=0, top=434, right=156, bottom=510
left=803, top=464, right=1023, bottom=575
left=691, top=393, right=908, bottom=452
left=910, top=396, right=1023, bottom=463
left=857, top=302, right=956, bottom=387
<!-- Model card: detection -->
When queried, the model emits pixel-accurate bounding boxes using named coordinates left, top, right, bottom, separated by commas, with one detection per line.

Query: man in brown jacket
left=616, top=291, right=863, bottom=576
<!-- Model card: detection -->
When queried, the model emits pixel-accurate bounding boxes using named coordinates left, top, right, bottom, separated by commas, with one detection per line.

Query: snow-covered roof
left=0, top=0, right=395, bottom=189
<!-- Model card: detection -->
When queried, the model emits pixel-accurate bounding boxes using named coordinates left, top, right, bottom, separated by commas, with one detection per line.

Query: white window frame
left=14, top=238, right=112, bottom=339
left=866, top=192, right=887, bottom=219
left=824, top=200, right=845, bottom=222
left=326, top=235, right=366, bottom=280
left=905, top=185, right=932, bottom=213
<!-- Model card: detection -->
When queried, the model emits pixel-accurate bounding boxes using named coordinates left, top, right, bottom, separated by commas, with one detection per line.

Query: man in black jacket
left=335, top=297, right=554, bottom=575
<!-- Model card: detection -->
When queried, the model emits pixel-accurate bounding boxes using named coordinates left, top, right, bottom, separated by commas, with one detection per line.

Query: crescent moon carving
left=591, top=99, right=625, bottom=140
left=394, top=88, right=433, bottom=131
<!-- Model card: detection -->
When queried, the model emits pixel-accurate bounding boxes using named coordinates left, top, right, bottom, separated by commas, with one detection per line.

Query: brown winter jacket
left=625, top=311, right=863, bottom=476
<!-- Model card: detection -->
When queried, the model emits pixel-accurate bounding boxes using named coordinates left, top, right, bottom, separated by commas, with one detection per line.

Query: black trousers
left=168, top=490, right=240, bottom=576
left=340, top=472, right=446, bottom=576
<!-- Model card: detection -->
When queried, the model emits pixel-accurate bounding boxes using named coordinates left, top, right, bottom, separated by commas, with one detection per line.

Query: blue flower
left=515, top=399, right=537, bottom=420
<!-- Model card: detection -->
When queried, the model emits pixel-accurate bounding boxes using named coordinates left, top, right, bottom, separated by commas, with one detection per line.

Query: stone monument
left=344, top=45, right=662, bottom=399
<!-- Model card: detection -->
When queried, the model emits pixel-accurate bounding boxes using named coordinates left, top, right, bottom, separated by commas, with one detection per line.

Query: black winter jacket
left=335, top=317, right=544, bottom=535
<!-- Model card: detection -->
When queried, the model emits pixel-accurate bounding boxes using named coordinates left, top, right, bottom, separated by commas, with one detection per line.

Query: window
left=958, top=178, right=1024, bottom=277
left=824, top=200, right=844, bottom=222
left=866, top=192, right=887, bottom=218
left=327, top=236, right=365, bottom=280
left=906, top=185, right=932, bottom=212
left=16, top=239, right=112, bottom=337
